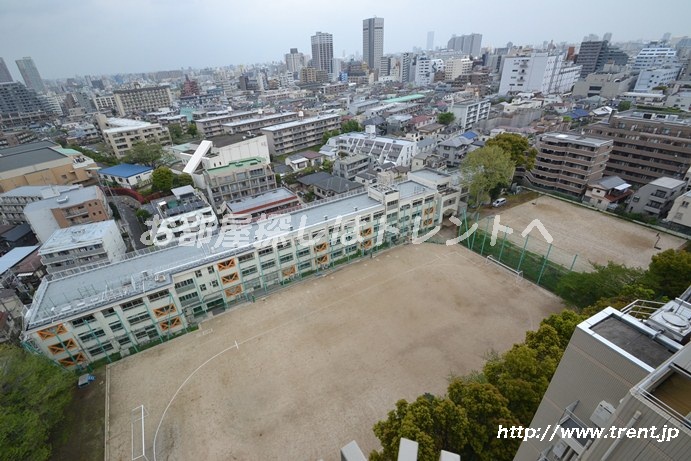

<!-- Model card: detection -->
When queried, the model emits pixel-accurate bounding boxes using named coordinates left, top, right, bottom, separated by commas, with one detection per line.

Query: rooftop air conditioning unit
left=154, top=274, right=166, bottom=283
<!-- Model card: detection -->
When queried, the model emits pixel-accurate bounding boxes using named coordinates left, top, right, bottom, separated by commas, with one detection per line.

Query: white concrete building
left=95, top=115, right=171, bottom=157
left=632, top=46, right=679, bottom=71
left=665, top=91, right=691, bottom=111
left=414, top=56, right=444, bottom=86
left=633, top=67, right=681, bottom=92
left=667, top=190, right=691, bottom=230
left=39, top=220, right=127, bottom=274
left=448, top=98, right=491, bottom=131
left=150, top=186, right=218, bottom=246
left=322, top=132, right=417, bottom=168
left=92, top=95, right=117, bottom=113
left=499, top=52, right=581, bottom=95
left=97, top=164, right=154, bottom=189
left=260, top=114, right=341, bottom=156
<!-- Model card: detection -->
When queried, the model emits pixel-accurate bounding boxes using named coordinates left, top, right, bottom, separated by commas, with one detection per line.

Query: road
left=106, top=194, right=147, bottom=250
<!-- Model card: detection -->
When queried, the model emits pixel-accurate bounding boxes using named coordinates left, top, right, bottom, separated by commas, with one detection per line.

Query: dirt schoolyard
left=106, top=243, right=563, bottom=461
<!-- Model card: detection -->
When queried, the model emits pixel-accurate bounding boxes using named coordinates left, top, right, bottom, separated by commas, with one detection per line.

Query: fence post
left=462, top=209, right=471, bottom=248
left=537, top=243, right=553, bottom=286
left=498, top=227, right=509, bottom=262
left=480, top=216, right=490, bottom=256
left=569, top=254, right=578, bottom=272
left=517, top=234, right=530, bottom=272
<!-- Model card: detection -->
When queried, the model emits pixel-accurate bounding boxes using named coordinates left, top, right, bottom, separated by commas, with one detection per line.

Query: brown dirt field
left=106, top=243, right=563, bottom=461
left=484, top=196, right=687, bottom=270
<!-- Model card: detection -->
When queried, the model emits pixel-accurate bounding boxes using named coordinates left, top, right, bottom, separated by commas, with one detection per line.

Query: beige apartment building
left=261, top=113, right=341, bottom=156
left=528, top=133, right=613, bottom=197
left=113, top=86, right=172, bottom=116
left=0, top=141, right=94, bottom=193
left=95, top=115, right=171, bottom=157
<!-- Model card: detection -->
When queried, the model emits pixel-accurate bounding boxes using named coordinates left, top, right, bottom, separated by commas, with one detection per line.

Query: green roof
left=207, top=157, right=266, bottom=173
left=54, top=147, right=81, bottom=156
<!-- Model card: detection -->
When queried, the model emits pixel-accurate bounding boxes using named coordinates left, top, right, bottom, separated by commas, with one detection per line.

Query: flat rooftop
left=541, top=133, right=613, bottom=148
left=26, top=180, right=435, bottom=330
left=383, top=94, right=425, bottom=103
left=0, top=184, right=78, bottom=198
left=648, top=177, right=686, bottom=189
left=260, top=114, right=340, bottom=132
left=590, top=315, right=675, bottom=368
left=226, top=187, right=299, bottom=215
left=221, top=112, right=298, bottom=129
left=0, top=141, right=67, bottom=174
left=196, top=110, right=259, bottom=124
left=23, top=186, right=101, bottom=211
left=206, top=157, right=266, bottom=174
left=208, top=133, right=264, bottom=148
left=39, top=221, right=117, bottom=254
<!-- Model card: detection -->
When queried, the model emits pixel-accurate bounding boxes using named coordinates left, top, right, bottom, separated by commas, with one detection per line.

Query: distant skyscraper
left=447, top=33, right=482, bottom=57
left=311, top=32, right=334, bottom=76
left=576, top=41, right=609, bottom=77
left=662, top=32, right=672, bottom=42
left=0, top=58, right=12, bottom=83
left=285, top=48, right=306, bottom=77
left=426, top=31, right=435, bottom=51
left=15, top=57, right=45, bottom=93
left=362, top=17, right=384, bottom=73
left=603, top=32, right=612, bottom=43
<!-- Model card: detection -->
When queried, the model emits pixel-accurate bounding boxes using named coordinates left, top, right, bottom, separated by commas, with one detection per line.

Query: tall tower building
left=285, top=48, right=306, bottom=77
left=311, top=32, right=334, bottom=76
left=362, top=17, right=384, bottom=73
left=426, top=31, right=435, bottom=51
left=0, top=58, right=13, bottom=83
left=15, top=57, right=46, bottom=93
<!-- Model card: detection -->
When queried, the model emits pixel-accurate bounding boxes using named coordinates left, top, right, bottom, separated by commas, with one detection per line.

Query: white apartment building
left=499, top=52, right=581, bottom=95
left=0, top=185, right=79, bottom=225
left=92, top=95, right=116, bottom=113
left=21, top=179, right=443, bottom=369
left=322, top=132, right=417, bottom=168
left=414, top=56, right=444, bottom=86
left=221, top=112, right=299, bottom=135
left=149, top=186, right=218, bottom=246
left=260, top=114, right=341, bottom=156
left=667, top=190, right=691, bottom=230
left=195, top=110, right=261, bottom=138
left=95, top=115, right=171, bottom=157
left=633, top=67, right=681, bottom=92
left=444, top=57, right=473, bottom=82
left=39, top=220, right=127, bottom=274
left=632, top=46, right=679, bottom=71
left=448, top=98, right=491, bottom=131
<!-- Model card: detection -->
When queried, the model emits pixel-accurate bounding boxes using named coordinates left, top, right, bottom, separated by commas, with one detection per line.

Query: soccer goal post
left=131, top=405, right=150, bottom=461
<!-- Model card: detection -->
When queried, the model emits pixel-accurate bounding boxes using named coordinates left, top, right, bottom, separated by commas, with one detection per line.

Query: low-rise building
left=298, top=172, right=364, bottom=199
left=222, top=187, right=300, bottom=219
left=195, top=110, right=261, bottom=138
left=583, top=176, right=633, bottom=210
left=21, top=179, right=443, bottom=369
left=667, top=190, right=691, bottom=230
left=23, top=186, right=111, bottom=242
left=528, top=133, right=613, bottom=197
left=0, top=185, right=81, bottom=225
left=321, top=132, right=417, bottom=168
left=436, top=132, right=476, bottom=167
left=95, top=115, right=172, bottom=157
left=221, top=112, right=299, bottom=135
left=333, top=154, right=372, bottom=181
left=39, top=220, right=127, bottom=274
left=572, top=72, right=635, bottom=99
left=149, top=186, right=218, bottom=246
left=449, top=98, right=491, bottom=131
left=98, top=164, right=153, bottom=189
left=627, top=177, right=687, bottom=219
left=261, top=114, right=341, bottom=156
left=0, top=141, right=94, bottom=193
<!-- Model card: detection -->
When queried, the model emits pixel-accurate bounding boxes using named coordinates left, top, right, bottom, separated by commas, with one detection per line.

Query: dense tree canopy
left=341, top=119, right=362, bottom=133
left=437, top=112, right=456, bottom=126
left=123, top=142, right=167, bottom=169
left=460, top=146, right=515, bottom=206
left=187, top=122, right=198, bottom=137
left=0, top=345, right=75, bottom=461
left=555, top=262, right=645, bottom=309
left=485, top=133, right=538, bottom=171
left=644, top=249, right=691, bottom=299
left=173, top=173, right=194, bottom=188
left=151, top=166, right=174, bottom=192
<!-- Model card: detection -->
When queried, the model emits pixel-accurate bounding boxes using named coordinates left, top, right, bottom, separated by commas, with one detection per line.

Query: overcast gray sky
left=1, top=0, right=689, bottom=79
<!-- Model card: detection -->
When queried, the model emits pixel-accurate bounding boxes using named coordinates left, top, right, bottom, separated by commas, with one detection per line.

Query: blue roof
left=567, top=109, right=590, bottom=119
left=461, top=131, right=478, bottom=140
left=99, top=164, right=153, bottom=178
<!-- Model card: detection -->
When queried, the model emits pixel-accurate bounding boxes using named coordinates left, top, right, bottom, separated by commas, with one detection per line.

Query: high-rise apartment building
left=0, top=58, right=13, bottom=83
left=0, top=82, right=43, bottom=116
left=311, top=32, right=334, bottom=76
left=113, top=86, right=172, bottom=116
left=447, top=33, right=482, bottom=57
left=285, top=48, right=306, bottom=77
left=400, top=53, right=414, bottom=83
left=362, top=17, right=384, bottom=73
left=426, top=31, right=434, bottom=51
left=15, top=57, right=45, bottom=93
left=498, top=52, right=581, bottom=95
left=576, top=41, right=630, bottom=77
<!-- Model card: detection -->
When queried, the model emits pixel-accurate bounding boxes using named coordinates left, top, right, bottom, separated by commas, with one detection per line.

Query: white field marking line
left=152, top=247, right=509, bottom=459
left=104, top=365, right=110, bottom=461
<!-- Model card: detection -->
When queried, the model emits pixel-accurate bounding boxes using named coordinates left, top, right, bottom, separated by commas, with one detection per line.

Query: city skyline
left=0, top=0, right=690, bottom=79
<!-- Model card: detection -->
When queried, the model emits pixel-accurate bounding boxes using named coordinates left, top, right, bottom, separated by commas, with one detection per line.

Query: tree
left=460, top=146, right=515, bottom=207
left=617, top=100, right=631, bottom=111
left=172, top=173, right=193, bottom=188
left=321, top=129, right=339, bottom=145
left=485, top=133, right=538, bottom=171
left=320, top=159, right=333, bottom=173
left=151, top=166, right=174, bottom=192
left=341, top=119, right=362, bottom=133
left=187, top=122, right=198, bottom=137
left=0, top=345, right=75, bottom=461
left=437, top=112, right=455, bottom=126
left=275, top=173, right=283, bottom=187
left=555, top=262, right=645, bottom=309
left=169, top=124, right=183, bottom=143
left=123, top=142, right=166, bottom=169
left=644, top=249, right=691, bottom=299
left=135, top=208, right=151, bottom=223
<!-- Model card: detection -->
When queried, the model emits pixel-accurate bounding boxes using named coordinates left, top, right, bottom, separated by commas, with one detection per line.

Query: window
left=195, top=270, right=203, bottom=277
left=297, top=248, right=310, bottom=257
left=299, top=261, right=312, bottom=271
left=88, top=342, right=114, bottom=356
left=207, top=266, right=214, bottom=274
left=109, top=321, right=123, bottom=332
left=258, top=247, right=273, bottom=256
left=261, top=260, right=276, bottom=270
left=117, top=336, right=131, bottom=346
left=174, top=278, right=194, bottom=289
left=280, top=254, right=293, bottom=263
left=78, top=329, right=105, bottom=342
left=121, top=299, right=144, bottom=311
left=71, top=315, right=96, bottom=327
left=682, top=201, right=689, bottom=209
left=148, top=290, right=169, bottom=302
left=102, top=308, right=116, bottom=317
left=239, top=253, right=254, bottom=263
left=211, top=280, right=219, bottom=288
left=127, top=312, right=150, bottom=326
left=200, top=284, right=207, bottom=291
left=242, top=267, right=257, bottom=276
left=277, top=241, right=292, bottom=250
